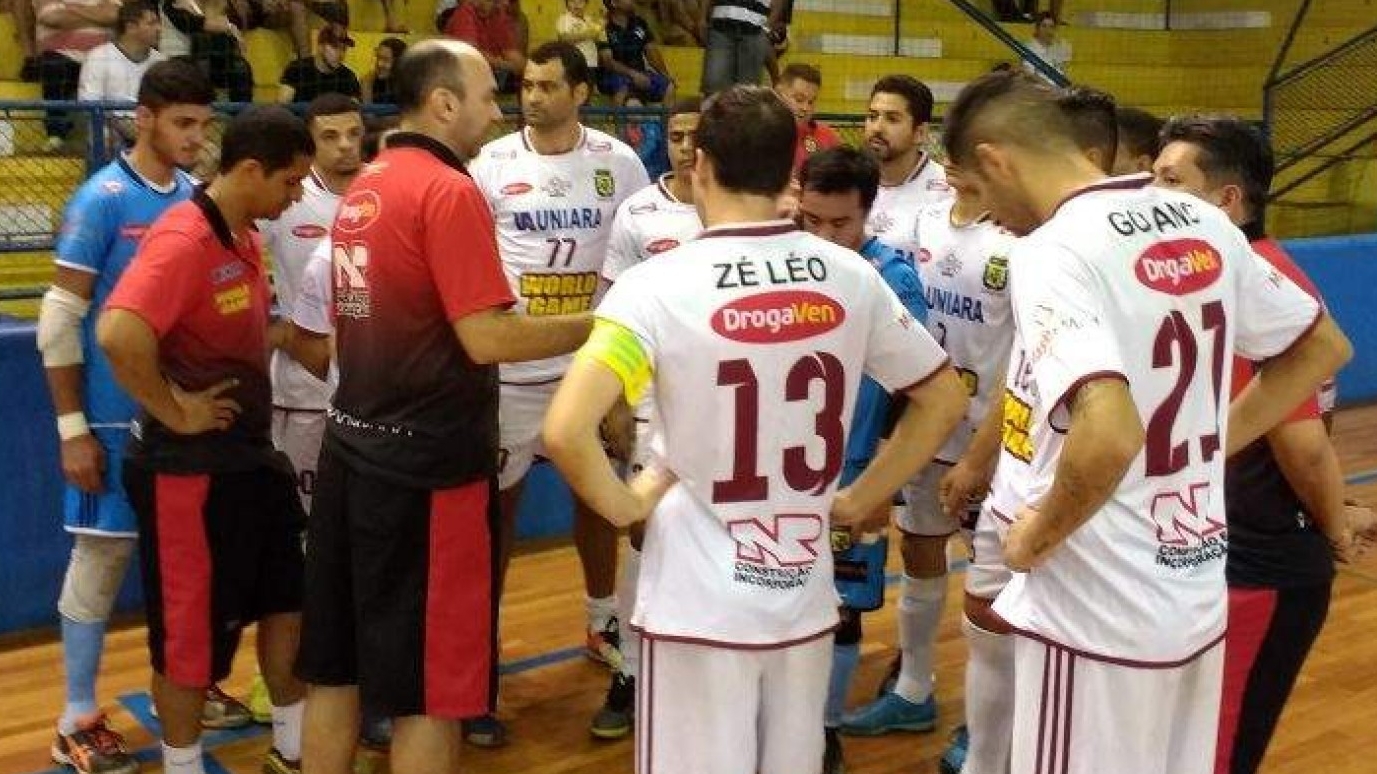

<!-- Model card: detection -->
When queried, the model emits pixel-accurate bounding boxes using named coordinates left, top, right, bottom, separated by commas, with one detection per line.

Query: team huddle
left=35, top=31, right=1363, bottom=774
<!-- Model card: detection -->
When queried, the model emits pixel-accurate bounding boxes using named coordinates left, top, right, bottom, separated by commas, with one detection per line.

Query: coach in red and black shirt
left=98, top=105, right=315, bottom=774
left=295, top=40, right=593, bottom=770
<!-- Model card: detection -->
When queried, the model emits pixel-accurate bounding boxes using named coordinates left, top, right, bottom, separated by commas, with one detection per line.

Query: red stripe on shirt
left=423, top=480, right=493, bottom=717
left=155, top=474, right=213, bottom=686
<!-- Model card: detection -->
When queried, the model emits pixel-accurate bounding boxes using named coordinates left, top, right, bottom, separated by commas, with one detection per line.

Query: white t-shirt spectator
left=1023, top=36, right=1071, bottom=80
left=556, top=10, right=602, bottom=69
left=79, top=42, right=167, bottom=104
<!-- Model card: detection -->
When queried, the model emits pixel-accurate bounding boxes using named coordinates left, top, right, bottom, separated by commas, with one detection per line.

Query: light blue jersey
left=56, top=155, right=194, bottom=535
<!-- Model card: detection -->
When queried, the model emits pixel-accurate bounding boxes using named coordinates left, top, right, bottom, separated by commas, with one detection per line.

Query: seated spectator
left=35, top=0, right=119, bottom=149
left=442, top=0, right=525, bottom=92
left=160, top=0, right=254, bottom=102
left=774, top=62, right=839, bottom=174
left=557, top=0, right=603, bottom=73
left=240, top=0, right=349, bottom=60
left=653, top=0, right=704, bottom=46
left=1022, top=10, right=1069, bottom=80
left=361, top=36, right=405, bottom=105
left=279, top=23, right=360, bottom=103
left=599, top=0, right=673, bottom=106
left=79, top=0, right=166, bottom=146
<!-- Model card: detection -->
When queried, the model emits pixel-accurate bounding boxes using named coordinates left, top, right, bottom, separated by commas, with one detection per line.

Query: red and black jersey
left=105, top=188, right=276, bottom=472
left=1225, top=235, right=1334, bottom=588
left=326, top=132, right=515, bottom=489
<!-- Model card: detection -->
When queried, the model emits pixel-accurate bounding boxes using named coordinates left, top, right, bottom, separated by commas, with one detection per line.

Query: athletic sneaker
left=839, top=691, right=937, bottom=735
left=589, top=671, right=635, bottom=739
left=939, top=724, right=969, bottom=774
left=462, top=714, right=508, bottom=748
left=262, top=747, right=301, bottom=774
left=51, top=713, right=138, bottom=774
left=248, top=674, right=273, bottom=724
left=822, top=727, right=845, bottom=774
left=203, top=685, right=253, bottom=729
left=585, top=616, right=623, bottom=670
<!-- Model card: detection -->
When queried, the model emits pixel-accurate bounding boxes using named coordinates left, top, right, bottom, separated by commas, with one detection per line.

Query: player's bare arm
left=39, top=266, right=104, bottom=493
left=543, top=356, right=675, bottom=528
left=452, top=307, right=594, bottom=365
left=940, top=370, right=1007, bottom=520
left=1266, top=417, right=1352, bottom=558
left=283, top=323, right=332, bottom=382
left=1005, top=376, right=1143, bottom=572
left=97, top=309, right=243, bottom=434
left=1228, top=314, right=1351, bottom=457
left=833, top=365, right=969, bottom=535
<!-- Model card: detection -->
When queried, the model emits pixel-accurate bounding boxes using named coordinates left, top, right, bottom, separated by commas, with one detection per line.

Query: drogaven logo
left=646, top=238, right=680, bottom=254
left=501, top=182, right=533, bottom=196
left=336, top=191, right=382, bottom=234
left=711, top=290, right=845, bottom=343
left=1134, top=238, right=1223, bottom=295
left=292, top=224, right=328, bottom=239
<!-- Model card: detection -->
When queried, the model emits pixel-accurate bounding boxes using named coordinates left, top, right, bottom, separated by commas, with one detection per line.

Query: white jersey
left=602, top=174, right=703, bottom=284
left=914, top=202, right=1015, bottom=463
left=865, top=154, right=951, bottom=264
left=470, top=126, right=650, bottom=384
left=598, top=221, right=949, bottom=646
left=989, top=177, right=1322, bottom=664
left=290, top=240, right=340, bottom=389
left=259, top=170, right=340, bottom=410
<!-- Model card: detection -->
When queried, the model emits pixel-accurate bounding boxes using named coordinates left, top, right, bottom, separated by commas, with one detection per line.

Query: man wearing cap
left=280, top=23, right=361, bottom=103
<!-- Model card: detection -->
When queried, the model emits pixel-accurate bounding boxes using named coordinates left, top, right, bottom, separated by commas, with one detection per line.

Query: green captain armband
left=576, top=317, right=654, bottom=405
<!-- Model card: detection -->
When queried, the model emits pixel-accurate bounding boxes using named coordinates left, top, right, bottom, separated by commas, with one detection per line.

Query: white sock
left=962, top=615, right=1014, bottom=774
left=894, top=573, right=946, bottom=704
left=587, top=594, right=618, bottom=632
left=162, top=740, right=206, bottom=774
left=616, top=547, right=643, bottom=678
left=271, top=699, right=304, bottom=761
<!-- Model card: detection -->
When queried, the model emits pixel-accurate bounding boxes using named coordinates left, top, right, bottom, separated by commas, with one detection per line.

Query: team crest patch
left=594, top=169, right=615, bottom=199
left=804, top=136, right=819, bottom=154
left=983, top=254, right=1009, bottom=291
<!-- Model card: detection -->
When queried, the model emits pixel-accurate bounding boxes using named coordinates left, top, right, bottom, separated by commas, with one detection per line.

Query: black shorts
left=124, top=455, right=305, bottom=687
left=296, top=446, right=499, bottom=719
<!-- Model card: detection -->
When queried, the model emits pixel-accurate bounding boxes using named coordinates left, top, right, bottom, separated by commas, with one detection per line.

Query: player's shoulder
left=583, top=127, right=641, bottom=162
left=475, top=131, right=525, bottom=164
left=71, top=160, right=139, bottom=206
left=617, top=178, right=667, bottom=212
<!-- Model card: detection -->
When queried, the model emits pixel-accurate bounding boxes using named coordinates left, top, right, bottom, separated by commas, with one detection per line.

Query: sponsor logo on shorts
left=292, top=223, right=328, bottom=239
left=336, top=191, right=382, bottom=234
left=710, top=290, right=845, bottom=343
left=645, top=238, right=680, bottom=254
left=502, top=182, right=533, bottom=196
left=1134, top=239, right=1222, bottom=295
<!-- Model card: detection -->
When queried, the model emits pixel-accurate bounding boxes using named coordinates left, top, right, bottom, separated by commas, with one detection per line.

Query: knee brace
left=58, top=534, right=136, bottom=623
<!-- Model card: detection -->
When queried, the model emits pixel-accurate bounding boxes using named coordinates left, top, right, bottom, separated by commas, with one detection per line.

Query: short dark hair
left=378, top=36, right=408, bottom=60
left=305, top=92, right=362, bottom=126
left=528, top=40, right=592, bottom=91
left=1058, top=85, right=1117, bottom=172
left=393, top=42, right=466, bottom=115
left=1160, top=114, right=1274, bottom=221
left=668, top=95, right=703, bottom=119
left=220, top=105, right=315, bottom=174
left=137, top=58, right=215, bottom=110
left=1116, top=106, right=1164, bottom=162
left=780, top=63, right=822, bottom=87
left=943, top=69, right=1071, bottom=169
left=798, top=146, right=881, bottom=211
left=697, top=85, right=796, bottom=197
left=870, top=75, right=934, bottom=125
left=116, top=0, right=157, bottom=35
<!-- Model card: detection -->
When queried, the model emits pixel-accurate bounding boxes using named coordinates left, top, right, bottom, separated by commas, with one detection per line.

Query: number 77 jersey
left=595, top=221, right=950, bottom=647
left=990, top=178, right=1322, bottom=665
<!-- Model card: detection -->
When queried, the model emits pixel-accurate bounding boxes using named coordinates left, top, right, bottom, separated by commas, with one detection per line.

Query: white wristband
left=57, top=412, right=90, bottom=441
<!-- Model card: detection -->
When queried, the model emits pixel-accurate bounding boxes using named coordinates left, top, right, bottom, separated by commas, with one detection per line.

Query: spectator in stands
left=279, top=23, right=361, bottom=103
left=244, top=0, right=351, bottom=61
left=654, top=0, right=704, bottom=46
left=362, top=36, right=406, bottom=105
left=993, top=0, right=1033, bottom=22
left=504, top=0, right=530, bottom=56
left=700, top=0, right=779, bottom=94
left=1022, top=10, right=1069, bottom=81
left=34, top=0, right=118, bottom=150
left=1112, top=105, right=1163, bottom=175
left=557, top=0, right=604, bottom=73
left=442, top=0, right=526, bottom=92
left=159, top=0, right=254, bottom=103
left=599, top=0, right=673, bottom=106
left=5, top=0, right=39, bottom=80
left=775, top=62, right=840, bottom=174
left=79, top=1, right=166, bottom=146
left=762, top=0, right=789, bottom=83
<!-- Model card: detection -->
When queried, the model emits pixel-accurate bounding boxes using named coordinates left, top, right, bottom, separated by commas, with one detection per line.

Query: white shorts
left=638, top=635, right=829, bottom=774
left=1012, top=636, right=1223, bottom=774
left=896, top=462, right=959, bottom=537
left=497, top=382, right=559, bottom=490
left=965, top=505, right=1012, bottom=600
left=272, top=407, right=327, bottom=513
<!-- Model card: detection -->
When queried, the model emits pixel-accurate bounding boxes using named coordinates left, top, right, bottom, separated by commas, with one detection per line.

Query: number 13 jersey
left=596, top=221, right=949, bottom=646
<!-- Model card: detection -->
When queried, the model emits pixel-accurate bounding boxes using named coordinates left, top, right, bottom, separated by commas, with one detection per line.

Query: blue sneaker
left=838, top=691, right=937, bottom=736
left=939, top=724, right=969, bottom=774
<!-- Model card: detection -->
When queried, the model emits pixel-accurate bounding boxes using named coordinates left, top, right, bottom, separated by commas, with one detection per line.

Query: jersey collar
left=697, top=220, right=798, bottom=239
left=192, top=186, right=238, bottom=250
left=882, top=152, right=931, bottom=189
left=1049, top=172, right=1151, bottom=218
left=385, top=131, right=468, bottom=173
left=656, top=173, right=690, bottom=205
left=521, top=124, right=587, bottom=155
left=116, top=153, right=180, bottom=196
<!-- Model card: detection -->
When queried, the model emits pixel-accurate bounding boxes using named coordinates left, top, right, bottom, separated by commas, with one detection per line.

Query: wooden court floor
left=3, top=405, right=1377, bottom=774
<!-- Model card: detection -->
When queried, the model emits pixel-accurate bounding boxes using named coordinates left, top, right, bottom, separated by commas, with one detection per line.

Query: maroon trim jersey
left=105, top=188, right=276, bottom=473
left=326, top=133, right=516, bottom=488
